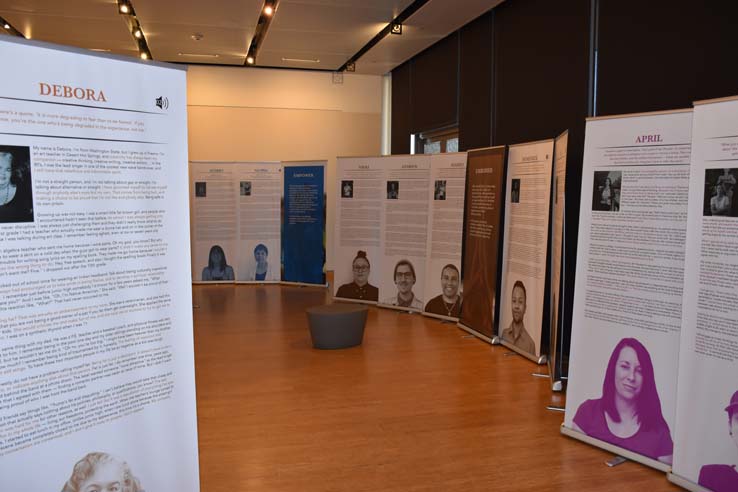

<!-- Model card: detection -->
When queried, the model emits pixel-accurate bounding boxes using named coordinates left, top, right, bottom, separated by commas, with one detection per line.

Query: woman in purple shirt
left=572, top=337, right=673, bottom=463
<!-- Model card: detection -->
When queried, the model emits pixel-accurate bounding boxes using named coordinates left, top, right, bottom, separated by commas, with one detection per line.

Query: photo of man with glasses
left=382, top=259, right=423, bottom=309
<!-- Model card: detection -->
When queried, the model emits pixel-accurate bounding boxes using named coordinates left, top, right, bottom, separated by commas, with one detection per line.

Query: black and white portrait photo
left=434, top=180, right=446, bottom=200
left=510, top=178, right=521, bottom=204
left=592, top=171, right=621, bottom=212
left=341, top=180, right=353, bottom=198
left=704, top=168, right=738, bottom=217
left=240, top=181, right=252, bottom=196
left=195, top=181, right=207, bottom=198
left=62, top=452, right=144, bottom=492
left=0, top=145, right=34, bottom=224
left=387, top=181, right=399, bottom=199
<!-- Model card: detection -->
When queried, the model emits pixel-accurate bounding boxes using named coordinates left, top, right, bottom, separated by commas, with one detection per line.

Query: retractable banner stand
left=234, top=162, right=282, bottom=283
left=549, top=130, right=569, bottom=390
left=458, top=146, right=507, bottom=342
left=282, top=161, right=326, bottom=286
left=0, top=38, right=199, bottom=490
left=190, top=162, right=238, bottom=283
left=498, top=139, right=554, bottom=363
left=333, top=156, right=384, bottom=303
left=670, top=96, right=738, bottom=492
left=422, top=152, right=467, bottom=321
left=378, top=155, right=431, bottom=312
left=563, top=109, right=693, bottom=471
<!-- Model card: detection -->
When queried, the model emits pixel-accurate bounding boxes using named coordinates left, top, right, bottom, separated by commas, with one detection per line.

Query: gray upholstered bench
left=306, top=303, right=368, bottom=349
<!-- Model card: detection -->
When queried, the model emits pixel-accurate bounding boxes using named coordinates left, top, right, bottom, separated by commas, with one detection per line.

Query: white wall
left=186, top=65, right=383, bottom=270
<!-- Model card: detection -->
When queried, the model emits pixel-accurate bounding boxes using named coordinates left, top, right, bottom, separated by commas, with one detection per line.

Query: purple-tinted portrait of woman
left=698, top=390, right=738, bottom=492
left=572, top=337, right=673, bottom=463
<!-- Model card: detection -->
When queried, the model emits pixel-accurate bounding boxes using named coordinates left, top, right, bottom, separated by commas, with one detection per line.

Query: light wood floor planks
left=192, top=283, right=681, bottom=491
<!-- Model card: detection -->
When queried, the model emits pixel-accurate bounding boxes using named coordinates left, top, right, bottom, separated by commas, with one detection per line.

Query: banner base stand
left=551, top=380, right=564, bottom=392
left=560, top=425, right=671, bottom=473
left=456, top=323, right=494, bottom=344
left=667, top=473, right=710, bottom=492
left=491, top=335, right=501, bottom=345
left=546, top=405, right=565, bottom=412
left=501, top=340, right=545, bottom=365
left=605, top=456, right=628, bottom=467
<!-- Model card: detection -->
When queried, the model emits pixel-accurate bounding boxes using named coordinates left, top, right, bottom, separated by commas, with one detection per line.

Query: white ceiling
left=0, top=0, right=504, bottom=74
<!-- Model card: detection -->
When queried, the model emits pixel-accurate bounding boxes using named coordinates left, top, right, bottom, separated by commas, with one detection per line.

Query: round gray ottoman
left=306, top=303, right=368, bottom=349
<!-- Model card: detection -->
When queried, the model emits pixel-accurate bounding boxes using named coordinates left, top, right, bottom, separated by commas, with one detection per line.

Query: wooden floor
left=192, top=283, right=681, bottom=492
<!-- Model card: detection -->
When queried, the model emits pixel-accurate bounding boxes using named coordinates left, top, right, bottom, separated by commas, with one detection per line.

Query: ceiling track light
left=245, top=0, right=280, bottom=67
left=338, top=0, right=431, bottom=72
left=115, top=1, right=153, bottom=62
left=0, top=16, right=25, bottom=38
left=117, top=0, right=134, bottom=15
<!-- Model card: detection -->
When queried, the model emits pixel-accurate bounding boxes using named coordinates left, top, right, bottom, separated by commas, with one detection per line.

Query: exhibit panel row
left=335, top=141, right=562, bottom=364
left=189, top=160, right=326, bottom=286
left=0, top=38, right=200, bottom=490
left=563, top=98, right=738, bottom=492
left=334, top=153, right=466, bottom=320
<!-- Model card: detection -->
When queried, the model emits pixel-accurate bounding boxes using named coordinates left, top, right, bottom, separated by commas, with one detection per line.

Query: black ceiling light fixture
left=117, top=0, right=152, bottom=60
left=0, top=15, right=25, bottom=38
left=245, top=0, right=280, bottom=66
left=338, top=0, right=430, bottom=72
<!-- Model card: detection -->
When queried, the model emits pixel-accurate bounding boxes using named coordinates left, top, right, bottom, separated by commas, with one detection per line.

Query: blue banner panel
left=283, top=164, right=325, bottom=284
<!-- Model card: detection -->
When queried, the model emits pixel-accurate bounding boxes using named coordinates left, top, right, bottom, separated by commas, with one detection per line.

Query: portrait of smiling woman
left=572, top=337, right=673, bottom=463
left=336, top=250, right=378, bottom=301
left=0, top=146, right=34, bottom=224
left=62, top=452, right=143, bottom=492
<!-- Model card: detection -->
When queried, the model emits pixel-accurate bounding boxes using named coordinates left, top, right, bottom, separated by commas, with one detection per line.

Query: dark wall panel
left=493, top=0, right=590, bottom=147
left=459, top=12, right=493, bottom=151
left=391, top=60, right=412, bottom=155
left=597, top=0, right=738, bottom=116
left=410, top=32, right=459, bottom=133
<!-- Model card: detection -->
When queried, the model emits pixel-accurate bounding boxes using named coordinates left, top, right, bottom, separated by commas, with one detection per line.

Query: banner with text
left=563, top=109, right=693, bottom=471
left=422, top=153, right=467, bottom=320
left=498, top=139, right=554, bottom=361
left=671, top=97, right=738, bottom=492
left=190, top=161, right=282, bottom=283
left=0, top=37, right=199, bottom=490
left=378, top=155, right=431, bottom=312
left=333, top=156, right=384, bottom=303
left=458, top=146, right=507, bottom=341
left=282, top=161, right=326, bottom=285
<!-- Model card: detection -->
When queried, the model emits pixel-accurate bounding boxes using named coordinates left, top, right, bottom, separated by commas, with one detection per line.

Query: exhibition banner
left=549, top=130, right=569, bottom=388
left=234, top=162, right=282, bottom=283
left=458, top=146, right=507, bottom=341
left=0, top=37, right=199, bottom=490
left=333, top=156, right=384, bottom=303
left=422, top=153, right=467, bottom=320
left=563, top=109, right=693, bottom=471
left=670, top=96, right=738, bottom=492
left=498, top=139, right=554, bottom=362
left=378, top=155, right=431, bottom=312
left=190, top=161, right=282, bottom=283
left=190, top=161, right=238, bottom=283
left=282, top=161, right=326, bottom=285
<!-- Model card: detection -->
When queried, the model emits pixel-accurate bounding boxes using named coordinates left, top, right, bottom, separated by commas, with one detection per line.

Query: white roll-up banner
left=0, top=37, right=200, bottom=490
left=563, top=109, right=693, bottom=471
left=378, top=155, right=431, bottom=312
left=670, top=96, right=738, bottom=492
left=498, top=139, right=554, bottom=361
left=422, top=153, right=467, bottom=320
left=189, top=161, right=282, bottom=283
left=333, top=156, right=384, bottom=303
